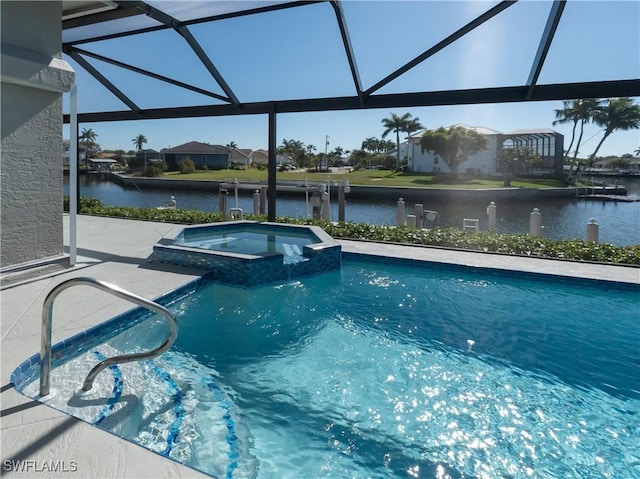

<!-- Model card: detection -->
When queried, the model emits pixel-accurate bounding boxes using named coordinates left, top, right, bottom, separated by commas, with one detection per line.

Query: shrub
left=142, top=164, right=164, bottom=177
left=179, top=157, right=196, bottom=174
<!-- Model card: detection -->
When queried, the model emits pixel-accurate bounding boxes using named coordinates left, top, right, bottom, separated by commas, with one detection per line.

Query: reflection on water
left=64, top=176, right=640, bottom=246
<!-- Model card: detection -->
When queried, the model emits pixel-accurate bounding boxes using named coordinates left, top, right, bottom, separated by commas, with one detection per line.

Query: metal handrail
left=40, top=277, right=178, bottom=397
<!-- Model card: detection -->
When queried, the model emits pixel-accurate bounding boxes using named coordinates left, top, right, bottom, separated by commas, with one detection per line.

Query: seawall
left=110, top=173, right=627, bottom=204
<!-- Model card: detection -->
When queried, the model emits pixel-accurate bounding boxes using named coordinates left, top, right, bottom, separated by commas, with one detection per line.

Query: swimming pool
left=12, top=256, right=640, bottom=478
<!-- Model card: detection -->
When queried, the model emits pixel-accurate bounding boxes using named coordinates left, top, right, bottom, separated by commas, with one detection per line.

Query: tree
left=404, top=117, right=423, bottom=138
left=79, top=127, right=100, bottom=160
left=419, top=126, right=488, bottom=178
left=382, top=112, right=418, bottom=169
left=132, top=134, right=147, bottom=151
left=588, top=97, right=640, bottom=164
left=278, top=139, right=306, bottom=168
left=132, top=134, right=148, bottom=169
left=349, top=149, right=368, bottom=168
left=361, top=137, right=378, bottom=153
left=497, top=146, right=541, bottom=187
left=403, top=116, right=424, bottom=168
left=226, top=141, right=238, bottom=148
left=553, top=99, right=601, bottom=182
left=80, top=127, right=97, bottom=143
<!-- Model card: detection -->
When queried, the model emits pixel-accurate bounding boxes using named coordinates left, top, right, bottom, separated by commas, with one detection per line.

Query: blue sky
left=63, top=0, right=639, bottom=157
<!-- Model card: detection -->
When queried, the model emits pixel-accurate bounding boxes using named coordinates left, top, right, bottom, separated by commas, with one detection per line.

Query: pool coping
left=1, top=214, right=638, bottom=479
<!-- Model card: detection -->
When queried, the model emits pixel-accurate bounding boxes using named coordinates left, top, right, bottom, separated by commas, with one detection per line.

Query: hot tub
left=153, top=221, right=341, bottom=286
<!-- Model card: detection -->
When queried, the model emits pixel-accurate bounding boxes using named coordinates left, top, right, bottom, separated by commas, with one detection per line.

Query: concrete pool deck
left=1, top=215, right=638, bottom=478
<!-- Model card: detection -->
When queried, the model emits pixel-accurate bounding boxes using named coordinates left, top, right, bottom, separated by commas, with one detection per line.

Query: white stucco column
left=1, top=1, right=75, bottom=268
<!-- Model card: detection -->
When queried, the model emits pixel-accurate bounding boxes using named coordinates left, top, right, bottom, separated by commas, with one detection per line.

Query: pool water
left=17, top=258, right=640, bottom=478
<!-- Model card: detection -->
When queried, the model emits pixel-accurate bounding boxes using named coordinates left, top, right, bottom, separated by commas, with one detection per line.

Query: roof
left=60, top=1, right=639, bottom=124
left=87, top=158, right=117, bottom=164
left=161, top=141, right=229, bottom=155
left=252, top=149, right=269, bottom=161
left=409, top=124, right=503, bottom=138
left=449, top=123, right=503, bottom=136
left=228, top=147, right=251, bottom=161
left=505, top=128, right=559, bottom=135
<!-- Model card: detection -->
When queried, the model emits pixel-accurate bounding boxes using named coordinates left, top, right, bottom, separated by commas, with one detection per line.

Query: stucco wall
left=1, top=1, right=74, bottom=268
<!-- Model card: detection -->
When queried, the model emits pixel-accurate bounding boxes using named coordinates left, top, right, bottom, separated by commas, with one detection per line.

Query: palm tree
left=332, top=146, right=344, bottom=167
left=571, top=99, right=600, bottom=163
left=382, top=113, right=411, bottom=169
left=79, top=127, right=99, bottom=166
left=589, top=98, right=640, bottom=164
left=132, top=134, right=147, bottom=151
left=381, top=140, right=395, bottom=152
left=404, top=117, right=423, bottom=138
left=80, top=127, right=97, bottom=144
left=132, top=134, right=147, bottom=169
left=553, top=99, right=600, bottom=165
left=361, top=137, right=378, bottom=153
left=226, top=141, right=238, bottom=148
left=279, top=139, right=306, bottom=168
left=553, top=100, right=579, bottom=160
left=403, top=117, right=423, bottom=168
left=305, top=144, right=317, bottom=169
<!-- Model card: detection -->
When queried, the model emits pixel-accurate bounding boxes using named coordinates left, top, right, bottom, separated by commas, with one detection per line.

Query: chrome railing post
left=39, top=277, right=177, bottom=397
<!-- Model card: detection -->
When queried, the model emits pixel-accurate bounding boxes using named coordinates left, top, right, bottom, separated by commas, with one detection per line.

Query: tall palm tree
left=305, top=144, right=317, bottom=169
left=553, top=99, right=600, bottom=181
left=404, top=117, right=423, bottom=139
left=553, top=100, right=579, bottom=160
left=403, top=116, right=423, bottom=169
left=382, top=113, right=409, bottom=168
left=570, top=99, right=600, bottom=163
left=132, top=134, right=147, bottom=169
left=132, top=134, right=147, bottom=151
left=589, top=97, right=640, bottom=164
left=80, top=127, right=97, bottom=144
left=226, top=141, right=238, bottom=148
left=79, top=127, right=98, bottom=166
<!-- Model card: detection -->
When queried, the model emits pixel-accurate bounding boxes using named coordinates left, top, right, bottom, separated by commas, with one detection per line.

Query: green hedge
left=64, top=197, right=640, bottom=265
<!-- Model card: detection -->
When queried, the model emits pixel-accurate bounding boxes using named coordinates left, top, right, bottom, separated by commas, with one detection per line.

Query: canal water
left=64, top=176, right=640, bottom=246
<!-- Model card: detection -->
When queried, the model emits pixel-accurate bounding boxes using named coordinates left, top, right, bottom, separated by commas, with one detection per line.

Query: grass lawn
left=159, top=169, right=564, bottom=189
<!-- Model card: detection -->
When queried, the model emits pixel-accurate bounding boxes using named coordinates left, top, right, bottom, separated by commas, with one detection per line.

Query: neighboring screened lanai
left=501, top=129, right=564, bottom=176
left=62, top=0, right=640, bottom=220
